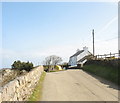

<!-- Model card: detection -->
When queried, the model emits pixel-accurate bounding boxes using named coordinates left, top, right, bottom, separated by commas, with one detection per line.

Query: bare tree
left=50, top=55, right=62, bottom=65
left=43, top=55, right=62, bottom=71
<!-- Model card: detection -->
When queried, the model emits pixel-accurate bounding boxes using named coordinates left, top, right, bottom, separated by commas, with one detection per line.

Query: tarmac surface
left=41, top=69, right=119, bottom=101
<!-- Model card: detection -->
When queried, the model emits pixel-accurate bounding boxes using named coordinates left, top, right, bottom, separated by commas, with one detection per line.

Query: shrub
left=11, top=60, right=33, bottom=72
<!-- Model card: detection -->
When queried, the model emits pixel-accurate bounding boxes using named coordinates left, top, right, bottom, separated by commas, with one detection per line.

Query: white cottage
left=68, top=47, right=92, bottom=68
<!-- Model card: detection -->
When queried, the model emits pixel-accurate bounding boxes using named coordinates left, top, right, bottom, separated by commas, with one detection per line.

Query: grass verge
left=49, top=70, right=65, bottom=72
left=28, top=71, right=46, bottom=101
left=83, top=64, right=118, bottom=85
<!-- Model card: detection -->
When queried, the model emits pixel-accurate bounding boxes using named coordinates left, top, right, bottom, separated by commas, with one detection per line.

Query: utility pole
left=92, top=29, right=95, bottom=56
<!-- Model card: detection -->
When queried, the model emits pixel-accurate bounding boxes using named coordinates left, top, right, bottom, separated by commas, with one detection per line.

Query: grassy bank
left=83, top=64, right=118, bottom=85
left=28, top=71, right=46, bottom=101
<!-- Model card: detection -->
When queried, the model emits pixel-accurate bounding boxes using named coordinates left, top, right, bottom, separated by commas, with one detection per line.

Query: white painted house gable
left=69, top=47, right=91, bottom=68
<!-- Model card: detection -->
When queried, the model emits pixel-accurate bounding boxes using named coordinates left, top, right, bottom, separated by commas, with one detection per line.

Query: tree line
left=43, top=55, right=63, bottom=72
left=11, top=55, right=68, bottom=72
left=11, top=60, right=33, bottom=72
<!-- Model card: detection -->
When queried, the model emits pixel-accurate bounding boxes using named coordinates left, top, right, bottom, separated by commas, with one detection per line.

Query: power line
left=95, top=36, right=118, bottom=43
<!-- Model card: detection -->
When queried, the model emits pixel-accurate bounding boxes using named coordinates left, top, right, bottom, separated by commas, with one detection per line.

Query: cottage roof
left=70, top=50, right=84, bottom=58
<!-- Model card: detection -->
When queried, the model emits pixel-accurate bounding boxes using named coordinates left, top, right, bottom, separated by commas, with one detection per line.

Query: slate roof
left=70, top=50, right=84, bottom=58
left=77, top=56, right=87, bottom=63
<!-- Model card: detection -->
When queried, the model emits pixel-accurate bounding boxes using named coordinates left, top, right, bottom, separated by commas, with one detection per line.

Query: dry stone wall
left=0, top=66, right=44, bottom=102
left=0, top=69, right=19, bottom=87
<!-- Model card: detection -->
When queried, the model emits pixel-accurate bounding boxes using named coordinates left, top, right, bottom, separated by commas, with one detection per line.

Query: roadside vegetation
left=43, top=55, right=62, bottom=72
left=28, top=71, right=46, bottom=101
left=43, top=62, right=68, bottom=72
left=12, top=60, right=34, bottom=72
left=43, top=55, right=69, bottom=72
left=1, top=60, right=34, bottom=87
left=83, top=59, right=119, bottom=85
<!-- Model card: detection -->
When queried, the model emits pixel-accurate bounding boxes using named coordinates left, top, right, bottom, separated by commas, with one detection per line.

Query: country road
left=41, top=69, right=119, bottom=101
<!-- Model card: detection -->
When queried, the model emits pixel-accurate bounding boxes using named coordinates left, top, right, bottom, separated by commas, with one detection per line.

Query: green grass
left=83, top=64, right=118, bottom=85
left=49, top=70, right=65, bottom=72
left=28, top=71, right=46, bottom=101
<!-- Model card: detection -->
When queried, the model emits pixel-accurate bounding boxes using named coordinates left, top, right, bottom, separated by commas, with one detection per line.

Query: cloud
left=95, top=38, right=118, bottom=55
left=97, top=16, right=118, bottom=35
left=104, top=16, right=118, bottom=30
left=1, top=44, right=87, bottom=68
left=1, top=31, right=118, bottom=68
left=1, top=38, right=118, bottom=68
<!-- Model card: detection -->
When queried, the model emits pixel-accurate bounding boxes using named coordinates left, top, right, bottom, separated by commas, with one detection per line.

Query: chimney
left=76, top=49, right=80, bottom=52
left=83, top=46, right=88, bottom=51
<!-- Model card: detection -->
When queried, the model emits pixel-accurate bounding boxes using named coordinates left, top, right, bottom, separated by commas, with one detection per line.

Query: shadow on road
left=82, top=70, right=119, bottom=91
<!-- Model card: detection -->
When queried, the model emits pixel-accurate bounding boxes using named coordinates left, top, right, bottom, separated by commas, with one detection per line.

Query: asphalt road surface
left=41, top=69, right=119, bottom=101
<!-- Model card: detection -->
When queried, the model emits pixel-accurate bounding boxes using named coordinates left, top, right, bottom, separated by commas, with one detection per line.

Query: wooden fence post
left=110, top=52, right=111, bottom=58
left=104, top=54, right=106, bottom=59
left=98, top=55, right=99, bottom=60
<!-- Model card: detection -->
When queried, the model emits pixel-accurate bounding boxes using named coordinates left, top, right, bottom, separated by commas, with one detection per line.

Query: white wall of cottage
left=69, top=47, right=91, bottom=67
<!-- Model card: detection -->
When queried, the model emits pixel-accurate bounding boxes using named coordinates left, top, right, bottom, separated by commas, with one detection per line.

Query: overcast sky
left=1, top=1, right=118, bottom=68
